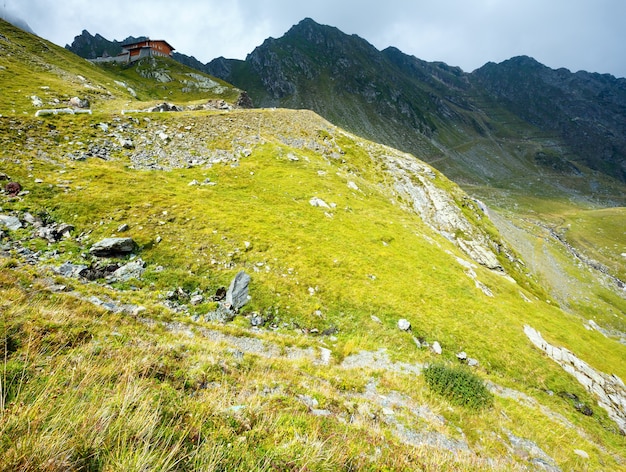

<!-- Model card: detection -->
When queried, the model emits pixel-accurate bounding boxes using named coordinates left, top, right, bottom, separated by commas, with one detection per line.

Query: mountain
left=206, top=18, right=626, bottom=191
left=473, top=56, right=626, bottom=182
left=2, top=18, right=626, bottom=471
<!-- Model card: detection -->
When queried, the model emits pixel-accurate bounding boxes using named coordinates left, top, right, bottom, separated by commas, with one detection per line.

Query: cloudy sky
left=3, top=0, right=625, bottom=77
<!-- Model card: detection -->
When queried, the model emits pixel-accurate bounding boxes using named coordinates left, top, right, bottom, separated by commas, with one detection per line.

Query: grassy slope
left=0, top=20, right=625, bottom=471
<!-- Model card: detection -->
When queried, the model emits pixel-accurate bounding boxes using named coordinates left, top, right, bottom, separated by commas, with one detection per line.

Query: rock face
left=386, top=151, right=504, bottom=271
left=89, top=237, right=136, bottom=257
left=524, top=325, right=626, bottom=434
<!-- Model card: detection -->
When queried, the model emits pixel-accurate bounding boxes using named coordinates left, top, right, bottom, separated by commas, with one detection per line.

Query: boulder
left=89, top=237, right=136, bottom=256
left=110, top=259, right=145, bottom=282
left=69, top=97, right=90, bottom=109
left=225, top=271, right=251, bottom=311
left=309, top=197, right=331, bottom=208
left=0, top=215, right=22, bottom=231
left=397, top=319, right=411, bottom=331
left=56, top=262, right=88, bottom=278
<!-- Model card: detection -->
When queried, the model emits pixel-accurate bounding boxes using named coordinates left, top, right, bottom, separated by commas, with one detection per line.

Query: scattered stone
left=68, top=97, right=90, bottom=109
left=146, top=102, right=182, bottom=113
left=34, top=178, right=43, bottom=184
left=0, top=215, right=22, bottom=231
left=432, top=341, right=442, bottom=355
left=250, top=313, right=265, bottom=327
left=190, top=294, right=204, bottom=305
left=36, top=222, right=74, bottom=242
left=371, top=315, right=382, bottom=324
left=117, top=223, right=129, bottom=232
left=5, top=182, right=22, bottom=196
left=456, top=351, right=467, bottom=361
left=31, top=95, right=43, bottom=107
left=573, top=449, right=589, bottom=459
left=0, top=173, right=9, bottom=180
left=397, top=319, right=411, bottom=331
left=118, top=137, right=134, bottom=149
left=309, top=197, right=330, bottom=208
left=347, top=181, right=359, bottom=191
left=109, top=259, right=146, bottom=282
left=188, top=179, right=199, bottom=186
left=158, top=132, right=170, bottom=142
left=298, top=394, right=319, bottom=409
left=89, top=237, right=136, bottom=257
left=467, top=358, right=479, bottom=367
left=56, top=262, right=88, bottom=278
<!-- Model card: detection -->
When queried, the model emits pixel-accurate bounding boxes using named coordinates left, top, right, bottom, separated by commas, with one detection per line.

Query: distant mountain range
left=67, top=18, right=626, bottom=191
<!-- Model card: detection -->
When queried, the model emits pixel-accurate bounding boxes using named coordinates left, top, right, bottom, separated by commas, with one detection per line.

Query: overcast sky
left=3, top=0, right=625, bottom=77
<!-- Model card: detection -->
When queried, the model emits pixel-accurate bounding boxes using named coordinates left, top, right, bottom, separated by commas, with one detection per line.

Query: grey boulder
left=89, top=237, right=136, bottom=256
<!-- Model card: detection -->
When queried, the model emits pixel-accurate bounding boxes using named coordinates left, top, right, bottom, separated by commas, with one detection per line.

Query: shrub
left=423, top=363, right=493, bottom=410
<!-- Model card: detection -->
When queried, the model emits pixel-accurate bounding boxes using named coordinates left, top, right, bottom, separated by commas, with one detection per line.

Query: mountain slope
left=472, top=56, right=626, bottom=181
left=206, top=18, right=626, bottom=194
left=1, top=17, right=626, bottom=472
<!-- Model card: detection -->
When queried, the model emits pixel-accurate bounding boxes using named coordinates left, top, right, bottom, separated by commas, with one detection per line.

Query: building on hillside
left=91, top=39, right=175, bottom=64
left=122, top=39, right=175, bottom=61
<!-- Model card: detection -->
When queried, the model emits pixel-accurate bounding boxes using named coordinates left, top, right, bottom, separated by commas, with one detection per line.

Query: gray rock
left=456, top=351, right=467, bottom=361
left=468, top=358, right=479, bottom=367
left=117, top=223, right=129, bottom=232
left=397, top=319, right=411, bottom=331
left=69, top=97, right=89, bottom=108
left=225, top=271, right=251, bottom=311
left=0, top=215, right=22, bottom=231
left=205, top=303, right=236, bottom=323
left=89, top=237, right=136, bottom=257
left=110, top=259, right=145, bottom=282
left=309, top=197, right=330, bottom=208
left=57, top=262, right=88, bottom=278
left=432, top=341, right=442, bottom=355
left=190, top=294, right=204, bottom=305
left=250, top=313, right=265, bottom=327
left=573, top=449, right=589, bottom=459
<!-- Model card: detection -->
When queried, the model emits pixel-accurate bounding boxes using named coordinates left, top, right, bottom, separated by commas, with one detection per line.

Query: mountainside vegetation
left=3, top=17, right=626, bottom=471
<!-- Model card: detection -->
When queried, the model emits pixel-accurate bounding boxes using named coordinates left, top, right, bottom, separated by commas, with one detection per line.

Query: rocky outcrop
left=385, top=152, right=504, bottom=271
left=524, top=325, right=626, bottom=434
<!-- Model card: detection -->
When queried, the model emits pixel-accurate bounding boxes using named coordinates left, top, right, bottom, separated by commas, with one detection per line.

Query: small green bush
left=423, top=363, right=493, bottom=410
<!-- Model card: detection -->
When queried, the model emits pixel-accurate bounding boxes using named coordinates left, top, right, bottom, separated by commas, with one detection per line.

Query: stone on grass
left=0, top=215, right=22, bottom=231
left=397, top=319, right=411, bottom=331
left=456, top=351, right=467, bottom=361
left=110, top=259, right=146, bottom=282
left=89, top=237, right=136, bottom=257
left=309, top=197, right=330, bottom=208
left=432, top=341, right=442, bottom=355
left=225, top=271, right=251, bottom=311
